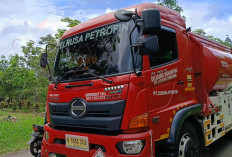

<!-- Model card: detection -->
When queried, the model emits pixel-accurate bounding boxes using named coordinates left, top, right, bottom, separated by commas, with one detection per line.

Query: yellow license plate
left=65, top=134, right=89, bottom=151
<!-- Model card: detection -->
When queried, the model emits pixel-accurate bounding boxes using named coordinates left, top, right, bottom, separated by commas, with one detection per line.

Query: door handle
left=177, top=81, right=184, bottom=85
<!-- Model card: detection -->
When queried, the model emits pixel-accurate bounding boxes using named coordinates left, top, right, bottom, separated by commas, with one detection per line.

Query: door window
left=149, top=27, right=178, bottom=67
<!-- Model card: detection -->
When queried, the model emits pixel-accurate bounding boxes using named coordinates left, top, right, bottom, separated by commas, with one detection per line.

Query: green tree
left=0, top=55, right=31, bottom=108
left=192, top=29, right=207, bottom=37
left=61, top=17, right=81, bottom=28
left=0, top=17, right=80, bottom=111
left=193, top=29, right=232, bottom=48
left=157, top=0, right=183, bottom=13
left=0, top=56, right=10, bottom=101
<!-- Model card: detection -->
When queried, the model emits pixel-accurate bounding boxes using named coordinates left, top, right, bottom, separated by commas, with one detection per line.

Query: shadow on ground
left=209, top=131, right=232, bottom=157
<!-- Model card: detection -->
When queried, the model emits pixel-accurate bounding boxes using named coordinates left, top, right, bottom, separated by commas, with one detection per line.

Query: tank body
left=202, top=46, right=232, bottom=93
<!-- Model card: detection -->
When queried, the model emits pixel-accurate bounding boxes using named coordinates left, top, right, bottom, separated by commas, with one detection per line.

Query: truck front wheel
left=176, top=122, right=200, bottom=157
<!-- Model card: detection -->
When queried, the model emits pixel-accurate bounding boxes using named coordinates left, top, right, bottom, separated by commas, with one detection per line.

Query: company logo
left=70, top=99, right=86, bottom=118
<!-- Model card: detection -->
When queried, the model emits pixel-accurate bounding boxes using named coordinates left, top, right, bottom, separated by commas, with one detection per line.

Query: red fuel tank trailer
left=40, top=3, right=232, bottom=157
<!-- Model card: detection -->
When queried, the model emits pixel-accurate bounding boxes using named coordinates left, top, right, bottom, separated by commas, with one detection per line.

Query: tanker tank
left=202, top=46, right=232, bottom=93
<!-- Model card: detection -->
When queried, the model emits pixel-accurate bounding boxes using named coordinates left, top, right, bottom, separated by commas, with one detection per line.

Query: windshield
left=53, top=21, right=141, bottom=81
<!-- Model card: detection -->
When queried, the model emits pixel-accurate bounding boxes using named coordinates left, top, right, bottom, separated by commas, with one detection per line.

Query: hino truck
left=40, top=3, right=232, bottom=157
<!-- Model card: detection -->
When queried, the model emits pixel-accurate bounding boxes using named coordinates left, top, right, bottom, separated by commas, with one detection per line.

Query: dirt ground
left=0, top=149, right=32, bottom=157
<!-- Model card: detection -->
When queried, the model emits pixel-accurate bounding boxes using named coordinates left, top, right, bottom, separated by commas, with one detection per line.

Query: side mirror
left=114, top=9, right=133, bottom=22
left=40, top=53, right=47, bottom=68
left=138, top=36, right=159, bottom=56
left=142, top=9, right=161, bottom=35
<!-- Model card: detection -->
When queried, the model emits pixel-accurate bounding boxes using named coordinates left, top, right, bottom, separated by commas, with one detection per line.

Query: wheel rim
left=32, top=141, right=41, bottom=155
left=178, top=133, right=198, bottom=157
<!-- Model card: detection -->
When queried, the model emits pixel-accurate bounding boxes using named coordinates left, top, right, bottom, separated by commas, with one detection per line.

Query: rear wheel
left=176, top=122, right=200, bottom=157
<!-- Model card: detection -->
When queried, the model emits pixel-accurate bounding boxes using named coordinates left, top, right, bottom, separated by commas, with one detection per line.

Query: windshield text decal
left=59, top=22, right=129, bottom=49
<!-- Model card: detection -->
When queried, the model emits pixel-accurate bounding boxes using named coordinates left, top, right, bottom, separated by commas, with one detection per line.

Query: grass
left=0, top=109, right=44, bottom=154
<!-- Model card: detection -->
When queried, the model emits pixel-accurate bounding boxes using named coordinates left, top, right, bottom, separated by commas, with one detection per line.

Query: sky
left=0, top=0, right=232, bottom=57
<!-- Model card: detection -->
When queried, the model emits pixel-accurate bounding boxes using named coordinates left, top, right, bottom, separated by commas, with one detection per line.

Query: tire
left=30, top=139, right=41, bottom=157
left=175, top=122, right=200, bottom=157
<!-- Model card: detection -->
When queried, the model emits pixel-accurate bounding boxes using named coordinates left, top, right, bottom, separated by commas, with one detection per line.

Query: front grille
left=49, top=100, right=125, bottom=135
left=87, top=111, right=110, bottom=117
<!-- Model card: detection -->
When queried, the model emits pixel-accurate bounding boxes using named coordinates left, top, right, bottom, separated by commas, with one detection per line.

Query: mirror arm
left=129, top=8, right=142, bottom=77
left=129, top=22, right=140, bottom=76
left=45, top=44, right=53, bottom=81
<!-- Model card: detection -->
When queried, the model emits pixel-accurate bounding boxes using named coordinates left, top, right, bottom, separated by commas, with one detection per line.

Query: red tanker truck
left=40, top=3, right=232, bottom=157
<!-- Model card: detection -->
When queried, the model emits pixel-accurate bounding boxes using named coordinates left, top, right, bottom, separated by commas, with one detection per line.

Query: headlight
left=44, top=130, right=49, bottom=140
left=117, top=140, right=145, bottom=155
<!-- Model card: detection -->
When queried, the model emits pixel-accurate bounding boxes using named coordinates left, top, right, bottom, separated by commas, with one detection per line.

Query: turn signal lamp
left=129, top=113, right=149, bottom=129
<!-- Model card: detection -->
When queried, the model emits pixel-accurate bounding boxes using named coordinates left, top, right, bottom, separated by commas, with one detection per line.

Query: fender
left=167, top=104, right=202, bottom=144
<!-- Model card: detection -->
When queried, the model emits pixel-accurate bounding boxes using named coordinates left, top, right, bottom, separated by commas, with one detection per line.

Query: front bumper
left=41, top=124, right=154, bottom=157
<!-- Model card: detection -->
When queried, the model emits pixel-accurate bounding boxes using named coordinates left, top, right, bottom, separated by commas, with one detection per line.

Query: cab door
left=145, top=26, right=193, bottom=140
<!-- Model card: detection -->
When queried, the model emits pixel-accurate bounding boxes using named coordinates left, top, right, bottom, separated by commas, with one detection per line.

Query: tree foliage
left=157, top=0, right=232, bottom=48
left=157, top=0, right=183, bottom=13
left=61, top=17, right=81, bottom=28
left=0, top=18, right=80, bottom=111
left=193, top=29, right=232, bottom=48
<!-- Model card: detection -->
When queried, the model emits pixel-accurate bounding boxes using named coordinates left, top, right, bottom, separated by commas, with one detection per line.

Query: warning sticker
left=93, top=148, right=105, bottom=157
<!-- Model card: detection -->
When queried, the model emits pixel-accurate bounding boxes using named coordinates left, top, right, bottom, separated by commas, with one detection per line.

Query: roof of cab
left=61, top=3, right=185, bottom=40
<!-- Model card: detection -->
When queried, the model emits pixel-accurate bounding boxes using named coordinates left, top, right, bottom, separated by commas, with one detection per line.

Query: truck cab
left=41, top=3, right=232, bottom=157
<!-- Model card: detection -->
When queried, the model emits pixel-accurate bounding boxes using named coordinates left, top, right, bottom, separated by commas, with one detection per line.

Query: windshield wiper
left=54, top=69, right=112, bottom=89
left=54, top=69, right=80, bottom=89
left=83, top=72, right=113, bottom=84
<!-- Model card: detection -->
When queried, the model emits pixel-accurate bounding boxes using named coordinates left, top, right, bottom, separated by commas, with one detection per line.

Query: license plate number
left=65, top=134, right=89, bottom=151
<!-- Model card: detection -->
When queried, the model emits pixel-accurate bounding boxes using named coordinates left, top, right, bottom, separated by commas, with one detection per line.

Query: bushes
left=0, top=99, right=46, bottom=113
left=0, top=101, right=8, bottom=108
left=21, top=99, right=32, bottom=111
